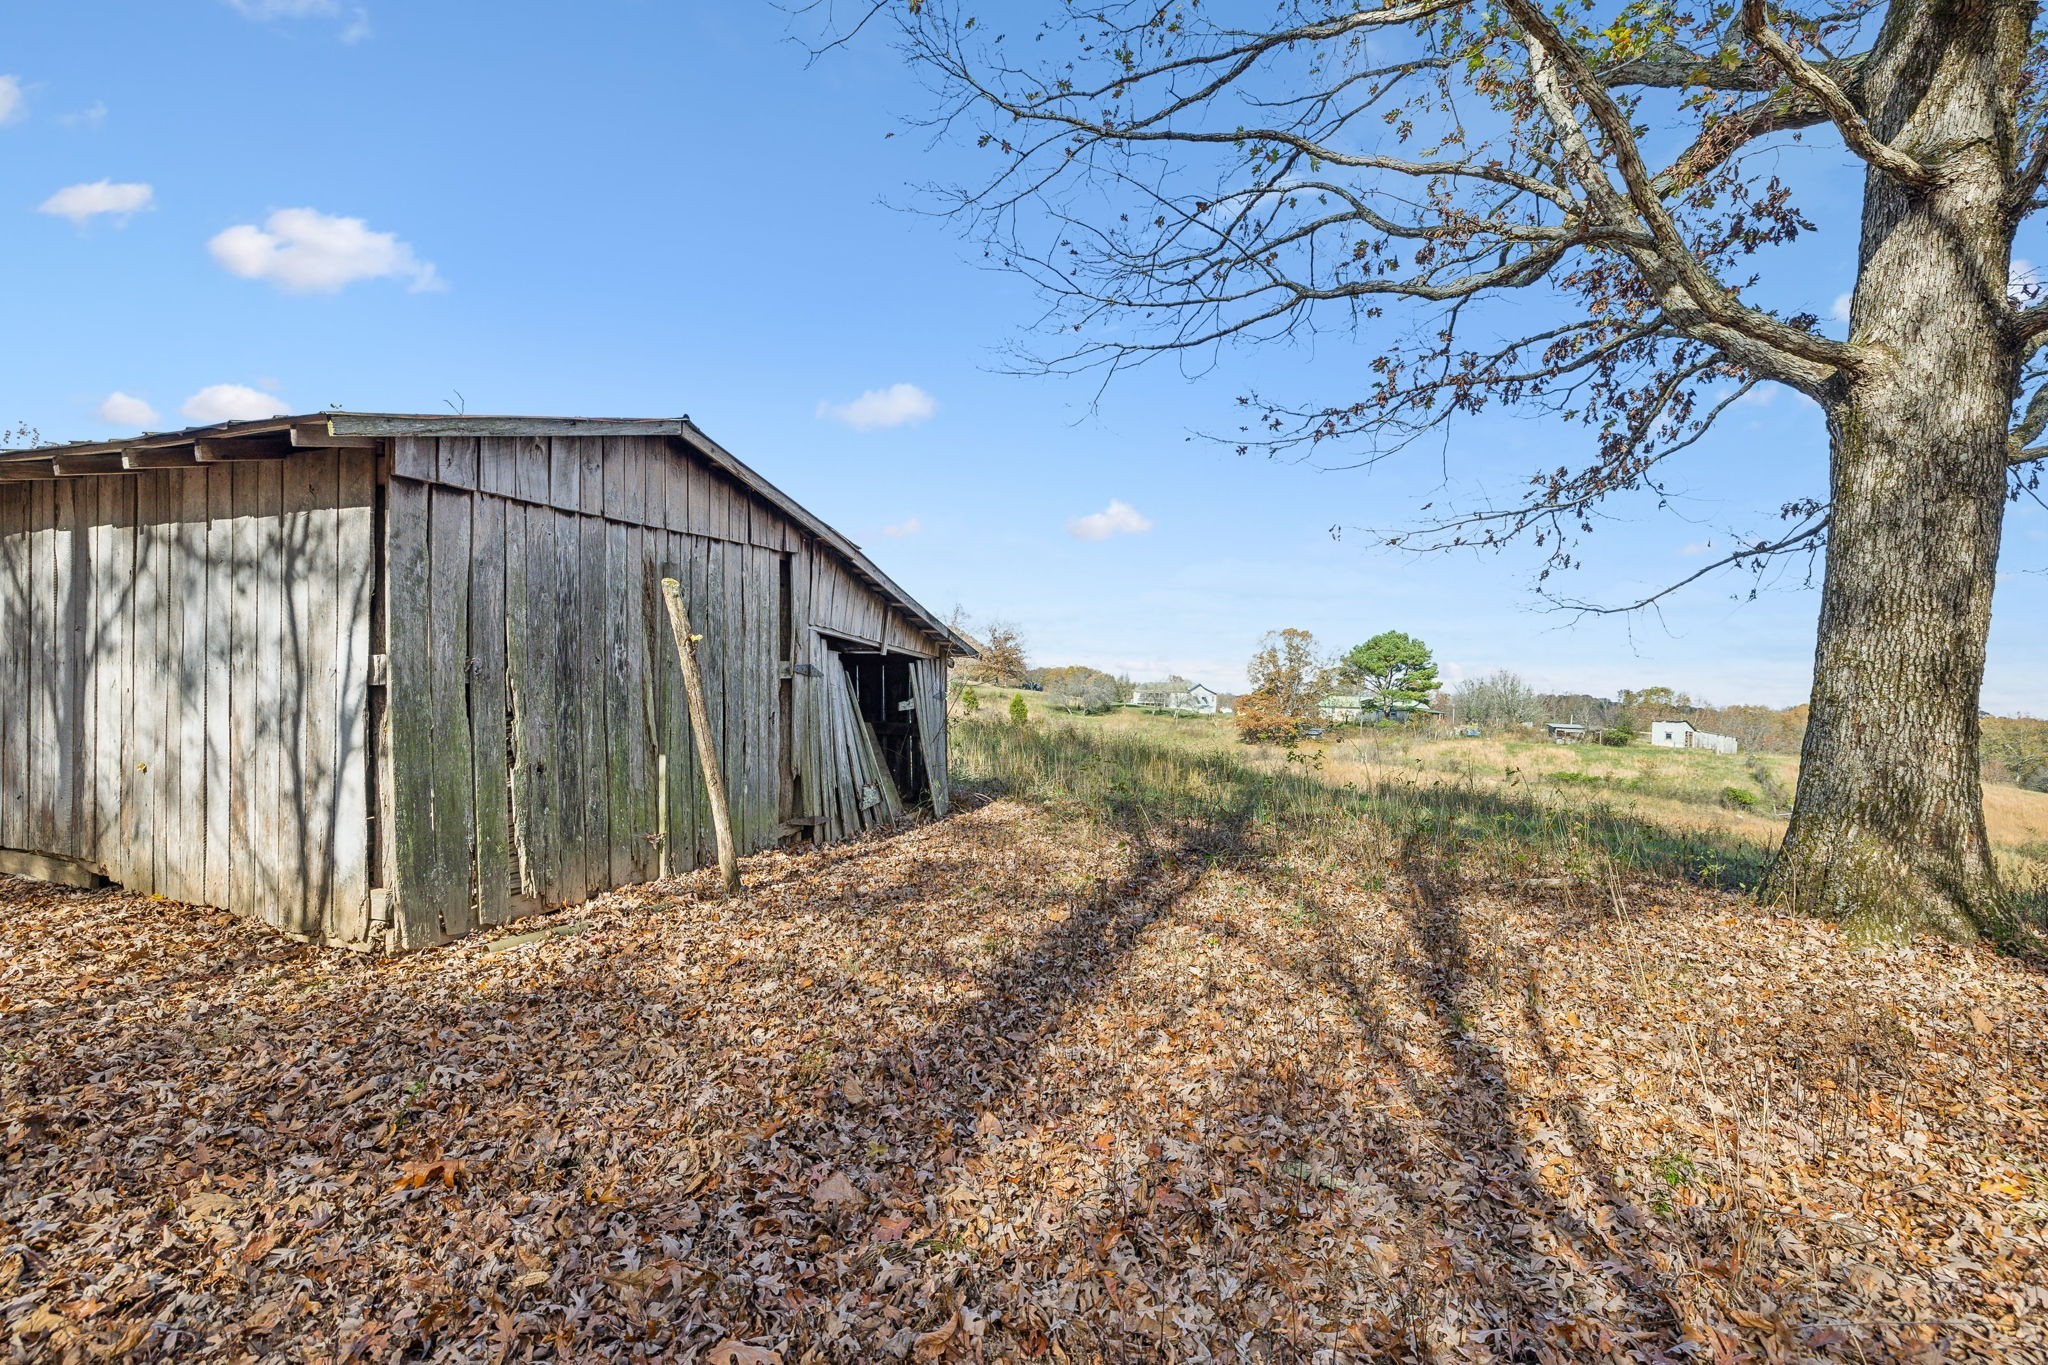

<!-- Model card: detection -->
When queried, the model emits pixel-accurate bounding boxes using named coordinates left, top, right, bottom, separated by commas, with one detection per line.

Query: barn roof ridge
left=0, top=411, right=974, bottom=656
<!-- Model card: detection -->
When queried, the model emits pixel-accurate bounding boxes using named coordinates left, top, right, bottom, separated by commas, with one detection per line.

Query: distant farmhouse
left=1128, top=678, right=1220, bottom=715
left=1649, top=719, right=1739, bottom=755
left=1319, top=695, right=1433, bottom=725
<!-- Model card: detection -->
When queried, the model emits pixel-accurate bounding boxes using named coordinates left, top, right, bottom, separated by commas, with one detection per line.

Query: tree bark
left=1765, top=0, right=2024, bottom=939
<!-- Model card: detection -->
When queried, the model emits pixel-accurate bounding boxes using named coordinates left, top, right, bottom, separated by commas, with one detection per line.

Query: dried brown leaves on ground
left=3, top=801, right=2045, bottom=1362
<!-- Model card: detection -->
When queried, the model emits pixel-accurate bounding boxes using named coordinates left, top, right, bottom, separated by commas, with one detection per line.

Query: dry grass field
left=2, top=711, right=2045, bottom=1362
left=995, top=689, right=2048, bottom=884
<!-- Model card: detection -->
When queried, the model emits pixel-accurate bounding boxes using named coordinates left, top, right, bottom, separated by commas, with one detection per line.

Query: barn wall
left=380, top=433, right=845, bottom=947
left=0, top=454, right=376, bottom=945
left=379, top=432, right=950, bottom=946
left=1, top=426, right=952, bottom=952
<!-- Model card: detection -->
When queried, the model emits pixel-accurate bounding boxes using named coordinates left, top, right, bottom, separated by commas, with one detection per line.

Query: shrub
left=1597, top=729, right=1633, bottom=747
left=1721, top=786, right=1760, bottom=809
left=959, top=686, right=980, bottom=715
left=1234, top=691, right=1307, bottom=745
left=1009, top=693, right=1030, bottom=727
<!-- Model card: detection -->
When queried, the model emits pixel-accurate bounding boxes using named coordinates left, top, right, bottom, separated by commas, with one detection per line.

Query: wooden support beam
left=0, top=847, right=108, bottom=889
left=290, top=423, right=380, bottom=450
left=330, top=415, right=686, bottom=438
left=196, top=435, right=294, bottom=462
left=52, top=452, right=128, bottom=476
left=0, top=460, right=57, bottom=482
left=4, top=439, right=125, bottom=462
left=121, top=444, right=198, bottom=469
left=660, top=577, right=741, bottom=896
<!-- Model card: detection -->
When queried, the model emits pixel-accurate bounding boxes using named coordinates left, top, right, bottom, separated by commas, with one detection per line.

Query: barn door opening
left=831, top=647, right=929, bottom=811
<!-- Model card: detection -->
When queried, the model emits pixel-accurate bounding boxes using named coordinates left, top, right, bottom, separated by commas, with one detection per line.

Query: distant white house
left=1319, top=695, right=1433, bottom=725
left=1649, top=719, right=1738, bottom=755
left=1129, top=679, right=1221, bottom=715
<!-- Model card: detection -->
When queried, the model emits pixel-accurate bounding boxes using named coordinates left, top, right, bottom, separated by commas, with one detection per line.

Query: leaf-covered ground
left=4, top=799, right=2045, bottom=1362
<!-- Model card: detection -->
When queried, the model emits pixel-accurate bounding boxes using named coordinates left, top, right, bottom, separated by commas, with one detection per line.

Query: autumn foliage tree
left=1237, top=628, right=1326, bottom=743
left=840, top=0, right=2048, bottom=938
left=962, top=620, right=1029, bottom=688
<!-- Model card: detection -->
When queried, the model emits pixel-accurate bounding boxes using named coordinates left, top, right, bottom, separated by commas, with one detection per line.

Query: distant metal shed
left=0, top=413, right=971, bottom=951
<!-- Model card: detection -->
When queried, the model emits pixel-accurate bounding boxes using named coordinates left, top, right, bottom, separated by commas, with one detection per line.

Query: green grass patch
left=952, top=716, right=1772, bottom=890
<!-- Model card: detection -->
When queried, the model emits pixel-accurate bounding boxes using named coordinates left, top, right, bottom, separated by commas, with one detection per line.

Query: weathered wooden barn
left=0, top=414, right=969, bottom=951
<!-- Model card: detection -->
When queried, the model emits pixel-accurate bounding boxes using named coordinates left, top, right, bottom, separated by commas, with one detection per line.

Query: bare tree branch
left=1504, top=0, right=1858, bottom=394
left=2010, top=382, right=2048, bottom=453
left=1741, top=0, right=1930, bottom=185
left=1549, top=513, right=1832, bottom=615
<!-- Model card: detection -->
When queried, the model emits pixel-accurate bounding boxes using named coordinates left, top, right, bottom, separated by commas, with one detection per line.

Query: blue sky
left=4, top=1, right=2043, bottom=713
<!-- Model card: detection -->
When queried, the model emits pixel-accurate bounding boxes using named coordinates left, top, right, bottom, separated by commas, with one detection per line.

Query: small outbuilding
left=1648, top=719, right=1739, bottom=754
left=0, top=414, right=971, bottom=951
left=1545, top=722, right=1588, bottom=744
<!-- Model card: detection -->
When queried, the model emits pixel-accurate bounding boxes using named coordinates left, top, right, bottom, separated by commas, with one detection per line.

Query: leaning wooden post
left=660, top=577, right=741, bottom=896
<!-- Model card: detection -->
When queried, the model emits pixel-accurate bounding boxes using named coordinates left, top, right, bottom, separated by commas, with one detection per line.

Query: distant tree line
left=1984, top=718, right=2048, bottom=793
left=1442, top=673, right=1814, bottom=754
left=955, top=611, right=2045, bottom=792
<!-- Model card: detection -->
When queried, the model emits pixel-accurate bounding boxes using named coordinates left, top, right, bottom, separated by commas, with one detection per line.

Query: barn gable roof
left=1, top=412, right=974, bottom=656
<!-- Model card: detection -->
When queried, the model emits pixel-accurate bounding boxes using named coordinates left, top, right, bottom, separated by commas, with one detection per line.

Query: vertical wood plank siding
left=0, top=456, right=375, bottom=943
left=0, top=486, right=23, bottom=851
left=1, top=430, right=950, bottom=950
left=375, top=432, right=950, bottom=941
left=467, top=493, right=512, bottom=927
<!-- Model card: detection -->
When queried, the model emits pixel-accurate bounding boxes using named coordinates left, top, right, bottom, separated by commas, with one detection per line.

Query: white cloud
left=1067, top=499, right=1154, bottom=541
left=0, top=76, right=26, bottom=127
left=37, top=180, right=154, bottom=225
left=881, top=517, right=922, bottom=538
left=98, top=392, right=160, bottom=428
left=1829, top=292, right=1852, bottom=323
left=815, top=382, right=936, bottom=431
left=209, top=208, right=442, bottom=293
left=182, top=384, right=288, bottom=423
left=58, top=101, right=108, bottom=129
left=224, top=0, right=371, bottom=42
left=1678, top=540, right=1714, bottom=557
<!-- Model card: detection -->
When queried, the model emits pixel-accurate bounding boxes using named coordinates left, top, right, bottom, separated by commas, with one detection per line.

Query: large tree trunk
left=1768, top=388, right=2010, bottom=939
left=1765, top=0, right=2022, bottom=939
